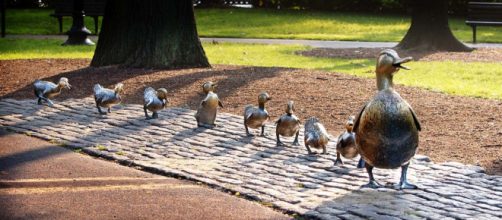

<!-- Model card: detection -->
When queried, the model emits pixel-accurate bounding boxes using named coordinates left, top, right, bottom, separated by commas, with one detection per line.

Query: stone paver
left=1, top=98, right=501, bottom=220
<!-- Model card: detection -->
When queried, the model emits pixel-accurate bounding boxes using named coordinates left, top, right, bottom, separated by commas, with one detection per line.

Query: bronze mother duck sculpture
left=353, top=49, right=421, bottom=189
left=195, top=81, right=223, bottom=128
left=94, top=83, right=124, bottom=115
left=143, top=87, right=169, bottom=119
left=275, top=101, right=301, bottom=146
left=33, top=77, right=71, bottom=106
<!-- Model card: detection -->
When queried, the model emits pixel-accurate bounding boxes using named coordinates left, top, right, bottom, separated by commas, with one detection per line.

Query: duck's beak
left=393, top=56, right=413, bottom=70
left=67, top=84, right=72, bottom=89
left=267, top=97, right=272, bottom=101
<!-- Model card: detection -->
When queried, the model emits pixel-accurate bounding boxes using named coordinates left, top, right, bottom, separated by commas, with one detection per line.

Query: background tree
left=395, top=0, right=472, bottom=52
left=91, top=0, right=210, bottom=69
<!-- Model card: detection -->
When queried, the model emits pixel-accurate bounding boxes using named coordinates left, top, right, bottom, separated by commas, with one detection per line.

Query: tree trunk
left=395, top=0, right=472, bottom=52
left=91, top=0, right=210, bottom=69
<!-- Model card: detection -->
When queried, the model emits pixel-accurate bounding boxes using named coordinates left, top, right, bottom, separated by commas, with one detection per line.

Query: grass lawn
left=5, top=8, right=502, bottom=43
left=1, top=38, right=502, bottom=100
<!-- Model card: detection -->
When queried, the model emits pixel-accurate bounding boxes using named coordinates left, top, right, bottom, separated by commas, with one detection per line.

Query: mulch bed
left=0, top=59, right=501, bottom=175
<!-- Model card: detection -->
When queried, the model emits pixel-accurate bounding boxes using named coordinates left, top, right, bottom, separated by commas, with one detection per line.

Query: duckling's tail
left=244, top=105, right=254, bottom=118
left=306, top=117, right=319, bottom=124
left=93, top=84, right=103, bottom=94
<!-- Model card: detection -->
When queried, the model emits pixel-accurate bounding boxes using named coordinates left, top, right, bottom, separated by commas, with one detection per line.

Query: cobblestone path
left=1, top=98, right=501, bottom=220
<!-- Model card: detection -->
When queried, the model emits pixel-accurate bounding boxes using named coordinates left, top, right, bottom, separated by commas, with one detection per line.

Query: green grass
left=5, top=8, right=502, bottom=43
left=1, top=38, right=502, bottom=100
left=0, top=38, right=95, bottom=59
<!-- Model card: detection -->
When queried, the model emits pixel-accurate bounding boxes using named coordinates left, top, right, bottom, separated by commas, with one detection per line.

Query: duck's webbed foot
left=393, top=163, right=418, bottom=190
left=152, top=112, right=159, bottom=119
left=259, top=125, right=266, bottom=137
left=198, top=123, right=215, bottom=129
left=362, top=180, right=383, bottom=189
left=292, top=132, right=300, bottom=146
left=334, top=153, right=343, bottom=165
left=37, top=98, right=43, bottom=105
left=305, top=145, right=314, bottom=155
left=393, top=181, right=418, bottom=190
left=361, top=163, right=382, bottom=189
left=276, top=133, right=284, bottom=146
left=97, top=105, right=107, bottom=115
left=46, top=99, right=54, bottom=107
left=107, top=108, right=112, bottom=113
left=144, top=106, right=151, bottom=119
left=356, top=158, right=365, bottom=169
left=244, top=123, right=254, bottom=137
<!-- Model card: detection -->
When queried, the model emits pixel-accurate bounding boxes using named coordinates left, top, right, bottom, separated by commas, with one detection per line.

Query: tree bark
left=91, top=0, right=210, bottom=69
left=395, top=0, right=472, bottom=52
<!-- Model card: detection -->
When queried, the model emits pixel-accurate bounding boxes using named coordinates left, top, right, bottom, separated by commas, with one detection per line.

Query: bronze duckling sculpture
left=304, top=117, right=329, bottom=154
left=335, top=116, right=365, bottom=168
left=94, top=83, right=124, bottom=115
left=353, top=49, right=421, bottom=189
left=195, top=81, right=223, bottom=128
left=276, top=101, right=301, bottom=146
left=244, top=92, right=271, bottom=136
left=33, top=77, right=71, bottom=106
left=143, top=87, right=169, bottom=119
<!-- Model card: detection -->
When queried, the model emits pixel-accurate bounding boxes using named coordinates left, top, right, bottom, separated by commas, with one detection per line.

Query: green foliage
left=0, top=38, right=95, bottom=59
left=1, top=39, right=502, bottom=100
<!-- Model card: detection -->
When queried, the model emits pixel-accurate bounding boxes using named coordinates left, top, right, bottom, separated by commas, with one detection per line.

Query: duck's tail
left=93, top=84, right=103, bottom=94
left=144, top=87, right=155, bottom=103
left=244, top=105, right=254, bottom=118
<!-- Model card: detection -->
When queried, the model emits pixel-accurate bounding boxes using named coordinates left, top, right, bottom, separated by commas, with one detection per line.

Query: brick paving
left=1, top=98, right=501, bottom=220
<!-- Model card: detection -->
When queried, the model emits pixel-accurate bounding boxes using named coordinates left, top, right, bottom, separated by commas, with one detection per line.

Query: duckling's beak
left=267, top=97, right=272, bottom=101
left=393, top=56, right=413, bottom=70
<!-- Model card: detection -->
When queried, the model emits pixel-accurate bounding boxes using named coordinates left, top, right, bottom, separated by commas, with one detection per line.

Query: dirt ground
left=0, top=59, right=501, bottom=175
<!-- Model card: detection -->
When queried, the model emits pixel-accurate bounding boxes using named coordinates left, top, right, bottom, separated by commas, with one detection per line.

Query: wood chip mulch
left=0, top=59, right=500, bottom=175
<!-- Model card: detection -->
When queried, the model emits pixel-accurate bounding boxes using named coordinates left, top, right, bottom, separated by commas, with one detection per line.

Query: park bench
left=465, top=2, right=502, bottom=43
left=50, top=0, right=106, bottom=34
